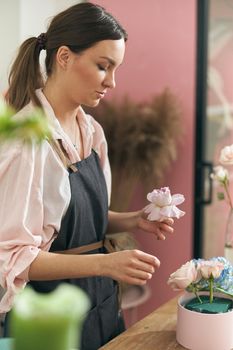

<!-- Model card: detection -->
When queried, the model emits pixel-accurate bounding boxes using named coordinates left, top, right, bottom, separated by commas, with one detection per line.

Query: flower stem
left=209, top=277, right=213, bottom=303
left=191, top=284, right=202, bottom=304
left=195, top=291, right=203, bottom=304
left=224, top=182, right=233, bottom=209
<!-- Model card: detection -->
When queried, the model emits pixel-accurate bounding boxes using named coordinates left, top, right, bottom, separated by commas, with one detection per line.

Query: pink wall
left=94, top=0, right=196, bottom=324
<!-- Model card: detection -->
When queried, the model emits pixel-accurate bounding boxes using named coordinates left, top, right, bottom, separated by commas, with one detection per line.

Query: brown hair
left=6, top=2, right=127, bottom=111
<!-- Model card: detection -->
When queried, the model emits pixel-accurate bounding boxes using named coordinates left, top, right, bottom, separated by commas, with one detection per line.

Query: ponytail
left=6, top=37, right=44, bottom=111
left=5, top=3, right=127, bottom=112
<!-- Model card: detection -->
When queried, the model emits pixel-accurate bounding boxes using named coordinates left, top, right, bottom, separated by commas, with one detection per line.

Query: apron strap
left=56, top=238, right=122, bottom=306
left=57, top=238, right=116, bottom=255
left=50, top=138, right=78, bottom=172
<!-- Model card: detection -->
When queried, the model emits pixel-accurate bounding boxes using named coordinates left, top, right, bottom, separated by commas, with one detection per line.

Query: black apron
left=30, top=150, right=125, bottom=349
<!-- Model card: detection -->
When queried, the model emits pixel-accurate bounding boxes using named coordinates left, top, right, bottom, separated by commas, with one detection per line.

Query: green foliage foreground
left=0, top=98, right=51, bottom=143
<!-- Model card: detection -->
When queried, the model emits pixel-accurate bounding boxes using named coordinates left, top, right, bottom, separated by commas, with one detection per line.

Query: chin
left=83, top=99, right=101, bottom=108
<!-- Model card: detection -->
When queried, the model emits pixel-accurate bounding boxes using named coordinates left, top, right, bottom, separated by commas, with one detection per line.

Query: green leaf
left=215, top=287, right=233, bottom=298
left=0, top=104, right=52, bottom=144
left=217, top=192, right=225, bottom=200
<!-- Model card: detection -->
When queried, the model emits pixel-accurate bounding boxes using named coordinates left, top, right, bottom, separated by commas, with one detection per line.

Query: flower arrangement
left=0, top=96, right=51, bottom=143
left=173, top=257, right=233, bottom=350
left=144, top=187, right=185, bottom=221
left=168, top=257, right=233, bottom=313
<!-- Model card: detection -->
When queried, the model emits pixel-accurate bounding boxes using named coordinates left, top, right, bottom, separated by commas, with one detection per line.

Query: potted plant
left=168, top=257, right=233, bottom=350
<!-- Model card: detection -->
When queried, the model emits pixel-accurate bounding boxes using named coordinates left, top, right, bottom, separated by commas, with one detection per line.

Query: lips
left=96, top=91, right=106, bottom=98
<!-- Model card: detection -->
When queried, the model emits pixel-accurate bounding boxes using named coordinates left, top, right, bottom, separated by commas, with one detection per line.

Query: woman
left=1, top=3, right=174, bottom=349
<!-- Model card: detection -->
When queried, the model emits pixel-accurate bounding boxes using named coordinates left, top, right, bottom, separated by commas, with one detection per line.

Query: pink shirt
left=0, top=89, right=111, bottom=312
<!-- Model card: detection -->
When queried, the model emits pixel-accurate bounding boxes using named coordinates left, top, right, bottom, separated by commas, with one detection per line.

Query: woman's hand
left=138, top=211, right=174, bottom=240
left=102, top=249, right=160, bottom=285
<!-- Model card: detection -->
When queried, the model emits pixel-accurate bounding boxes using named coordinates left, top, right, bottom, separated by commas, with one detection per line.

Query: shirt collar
left=34, top=89, right=96, bottom=162
left=35, top=88, right=95, bottom=140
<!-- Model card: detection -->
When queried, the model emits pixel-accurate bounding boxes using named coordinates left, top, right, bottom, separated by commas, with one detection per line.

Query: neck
left=43, top=81, right=79, bottom=127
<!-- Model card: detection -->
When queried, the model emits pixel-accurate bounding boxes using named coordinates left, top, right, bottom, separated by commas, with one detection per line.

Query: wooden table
left=0, top=297, right=186, bottom=350
left=100, top=296, right=187, bottom=350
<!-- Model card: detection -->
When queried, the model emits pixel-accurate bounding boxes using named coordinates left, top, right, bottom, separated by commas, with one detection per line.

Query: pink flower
left=144, top=187, right=185, bottom=221
left=220, top=144, right=233, bottom=165
left=198, top=261, right=224, bottom=279
left=167, top=261, right=200, bottom=291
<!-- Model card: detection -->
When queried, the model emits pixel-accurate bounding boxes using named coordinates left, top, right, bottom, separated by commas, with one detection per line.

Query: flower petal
left=144, top=203, right=154, bottom=213
left=147, top=188, right=172, bottom=206
left=146, top=207, right=162, bottom=221
left=160, top=205, right=185, bottom=219
left=171, top=194, right=185, bottom=206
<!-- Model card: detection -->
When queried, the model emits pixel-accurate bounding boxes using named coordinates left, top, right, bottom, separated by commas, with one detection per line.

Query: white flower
left=144, top=187, right=185, bottom=221
left=220, top=144, right=233, bottom=165
left=211, top=165, right=229, bottom=184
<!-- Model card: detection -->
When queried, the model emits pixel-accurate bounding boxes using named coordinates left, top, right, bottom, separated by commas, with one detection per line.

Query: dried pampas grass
left=85, top=88, right=183, bottom=211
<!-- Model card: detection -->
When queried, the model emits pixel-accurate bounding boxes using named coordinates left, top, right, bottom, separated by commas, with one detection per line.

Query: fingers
left=160, top=223, right=174, bottom=233
left=132, top=259, right=155, bottom=274
left=156, top=220, right=174, bottom=240
left=162, top=218, right=174, bottom=226
left=138, top=216, right=174, bottom=240
left=126, top=278, right=147, bottom=286
left=127, top=267, right=153, bottom=280
left=105, top=249, right=160, bottom=286
left=135, top=249, right=160, bottom=268
left=125, top=250, right=160, bottom=284
left=156, top=227, right=166, bottom=240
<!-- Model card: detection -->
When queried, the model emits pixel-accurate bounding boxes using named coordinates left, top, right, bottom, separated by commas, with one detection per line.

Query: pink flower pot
left=176, top=293, right=233, bottom=350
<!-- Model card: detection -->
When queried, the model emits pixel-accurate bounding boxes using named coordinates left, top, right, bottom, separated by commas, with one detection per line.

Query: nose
left=104, top=71, right=116, bottom=89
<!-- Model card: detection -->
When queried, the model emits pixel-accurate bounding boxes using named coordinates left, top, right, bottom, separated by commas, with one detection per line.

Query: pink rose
left=198, top=261, right=224, bottom=279
left=167, top=261, right=199, bottom=291
left=144, top=187, right=185, bottom=221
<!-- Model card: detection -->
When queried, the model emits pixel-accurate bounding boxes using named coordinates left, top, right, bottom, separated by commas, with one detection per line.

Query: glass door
left=194, top=0, right=233, bottom=259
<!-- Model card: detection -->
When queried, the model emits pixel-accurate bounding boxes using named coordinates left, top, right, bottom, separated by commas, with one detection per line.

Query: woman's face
left=59, top=39, right=125, bottom=107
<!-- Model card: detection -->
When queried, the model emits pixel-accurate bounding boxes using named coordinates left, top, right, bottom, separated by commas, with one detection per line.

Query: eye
left=97, top=64, right=108, bottom=72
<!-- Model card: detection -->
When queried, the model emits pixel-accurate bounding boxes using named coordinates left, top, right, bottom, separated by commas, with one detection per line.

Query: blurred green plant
left=0, top=97, right=51, bottom=143
left=11, top=284, right=90, bottom=350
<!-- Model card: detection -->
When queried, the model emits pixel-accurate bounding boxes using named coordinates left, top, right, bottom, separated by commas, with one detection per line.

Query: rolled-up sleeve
left=0, top=140, right=70, bottom=312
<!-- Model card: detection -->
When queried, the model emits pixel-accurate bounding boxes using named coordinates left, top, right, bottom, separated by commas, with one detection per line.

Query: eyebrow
left=99, top=56, right=116, bottom=66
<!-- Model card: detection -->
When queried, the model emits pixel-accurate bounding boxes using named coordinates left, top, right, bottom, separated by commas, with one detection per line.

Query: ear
left=56, top=46, right=72, bottom=69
